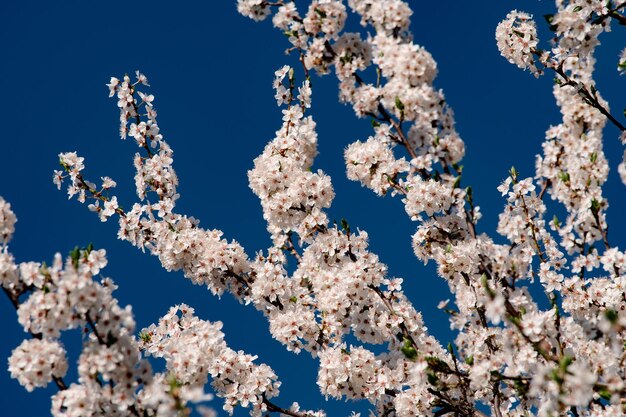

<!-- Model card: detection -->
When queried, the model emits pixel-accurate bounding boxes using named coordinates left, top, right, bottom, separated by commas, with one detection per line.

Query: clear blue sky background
left=1, top=1, right=625, bottom=416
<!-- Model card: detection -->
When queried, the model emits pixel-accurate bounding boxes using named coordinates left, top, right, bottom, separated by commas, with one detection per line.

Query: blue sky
left=1, top=1, right=625, bottom=416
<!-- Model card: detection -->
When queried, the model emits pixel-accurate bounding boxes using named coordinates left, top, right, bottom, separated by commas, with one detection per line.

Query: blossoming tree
left=2, top=1, right=626, bottom=416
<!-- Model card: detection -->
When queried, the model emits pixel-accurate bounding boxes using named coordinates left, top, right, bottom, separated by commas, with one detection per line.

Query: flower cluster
left=8, top=339, right=68, bottom=392
left=344, top=127, right=409, bottom=196
left=140, top=305, right=281, bottom=416
left=1, top=196, right=299, bottom=417
left=249, top=67, right=334, bottom=240
left=495, top=10, right=541, bottom=76
left=0, top=197, right=16, bottom=244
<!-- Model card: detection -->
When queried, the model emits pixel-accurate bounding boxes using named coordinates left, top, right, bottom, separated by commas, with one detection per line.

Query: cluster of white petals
left=8, top=339, right=68, bottom=392
left=0, top=197, right=17, bottom=245
left=344, top=128, right=409, bottom=196
left=495, top=10, right=541, bottom=76
left=249, top=72, right=334, bottom=240
left=140, top=305, right=280, bottom=416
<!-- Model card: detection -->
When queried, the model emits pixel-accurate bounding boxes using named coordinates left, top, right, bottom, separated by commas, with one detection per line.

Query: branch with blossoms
left=5, top=1, right=626, bottom=417
left=1, top=196, right=321, bottom=417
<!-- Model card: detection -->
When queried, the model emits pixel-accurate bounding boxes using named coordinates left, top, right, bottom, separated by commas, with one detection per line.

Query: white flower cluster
left=1, top=197, right=289, bottom=417
left=317, top=345, right=388, bottom=399
left=8, top=339, right=68, bottom=392
left=344, top=128, right=409, bottom=196
left=236, top=0, right=271, bottom=22
left=0, top=197, right=16, bottom=245
left=55, top=63, right=454, bottom=416
left=303, top=1, right=347, bottom=39
left=249, top=66, right=334, bottom=240
left=403, top=177, right=455, bottom=218
left=549, top=1, right=607, bottom=62
left=141, top=305, right=281, bottom=416
left=495, top=10, right=541, bottom=76
left=347, top=0, right=412, bottom=36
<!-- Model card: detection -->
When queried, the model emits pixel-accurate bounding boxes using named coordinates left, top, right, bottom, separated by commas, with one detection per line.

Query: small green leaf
left=401, top=338, right=418, bottom=360
left=426, top=371, right=438, bottom=386
left=605, top=309, right=618, bottom=324
left=425, top=356, right=451, bottom=372
left=340, top=218, right=350, bottom=234
left=590, top=198, right=601, bottom=214
left=394, top=96, right=405, bottom=111
left=69, top=246, right=81, bottom=269
left=597, top=386, right=612, bottom=401
left=559, top=355, right=573, bottom=371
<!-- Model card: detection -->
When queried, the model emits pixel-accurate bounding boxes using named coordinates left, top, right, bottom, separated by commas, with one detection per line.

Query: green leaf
left=394, top=96, right=405, bottom=111
left=425, top=356, right=451, bottom=372
left=590, top=152, right=598, bottom=163
left=70, top=246, right=81, bottom=269
left=340, top=218, right=350, bottom=234
left=401, top=338, right=418, bottom=360
left=138, top=331, right=152, bottom=343
left=597, top=386, right=612, bottom=401
left=590, top=198, right=601, bottom=214
left=573, top=5, right=583, bottom=12
left=605, top=309, right=618, bottom=324
left=559, top=355, right=573, bottom=371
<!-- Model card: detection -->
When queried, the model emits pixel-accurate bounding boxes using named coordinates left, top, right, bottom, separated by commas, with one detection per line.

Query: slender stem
left=263, top=397, right=316, bottom=417
left=591, top=1, right=626, bottom=25
left=549, top=61, right=625, bottom=132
